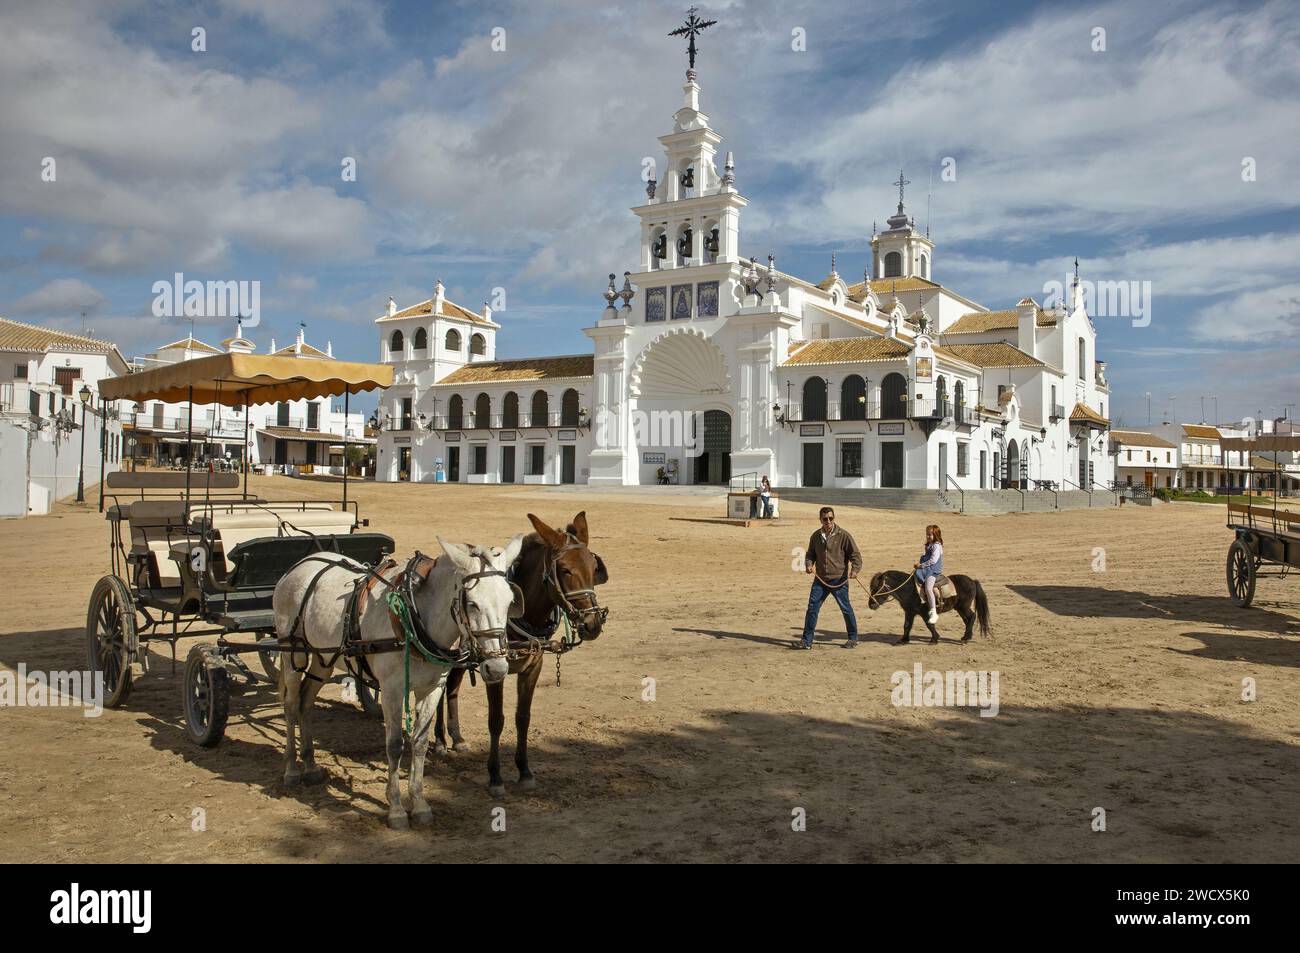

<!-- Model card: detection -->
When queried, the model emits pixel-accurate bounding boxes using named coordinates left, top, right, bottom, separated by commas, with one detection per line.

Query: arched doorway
left=693, top=410, right=732, bottom=485
left=881, top=372, right=907, bottom=419
left=1005, top=440, right=1020, bottom=489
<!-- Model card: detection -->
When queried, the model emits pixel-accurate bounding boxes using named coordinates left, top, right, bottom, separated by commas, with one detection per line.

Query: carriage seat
left=115, top=500, right=192, bottom=587
left=201, top=507, right=358, bottom=574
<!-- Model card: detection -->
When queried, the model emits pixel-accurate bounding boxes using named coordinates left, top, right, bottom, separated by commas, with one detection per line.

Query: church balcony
left=424, top=412, right=577, bottom=432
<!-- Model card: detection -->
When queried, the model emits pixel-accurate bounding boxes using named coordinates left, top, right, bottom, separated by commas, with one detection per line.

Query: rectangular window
left=472, top=445, right=487, bottom=474
left=1126, top=449, right=1132, bottom=461
left=307, top=402, right=320, bottom=431
left=837, top=440, right=863, bottom=478
left=13, top=364, right=27, bottom=379
left=528, top=444, right=545, bottom=475
left=276, top=402, right=290, bottom=427
left=957, top=442, right=970, bottom=477
left=54, top=367, right=81, bottom=395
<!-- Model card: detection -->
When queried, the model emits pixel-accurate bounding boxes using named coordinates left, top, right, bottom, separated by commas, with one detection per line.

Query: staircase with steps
left=777, top=486, right=1119, bottom=515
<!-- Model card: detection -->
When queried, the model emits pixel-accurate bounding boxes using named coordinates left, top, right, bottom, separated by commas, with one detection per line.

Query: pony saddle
left=916, top=574, right=957, bottom=604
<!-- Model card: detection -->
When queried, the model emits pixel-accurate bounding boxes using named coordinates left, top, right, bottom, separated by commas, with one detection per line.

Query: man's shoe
left=790, top=640, right=812, bottom=650
left=843, top=639, right=859, bottom=649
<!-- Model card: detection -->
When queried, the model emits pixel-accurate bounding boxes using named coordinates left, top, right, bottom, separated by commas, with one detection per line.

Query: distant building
left=1110, top=430, right=1178, bottom=489
left=123, top=322, right=370, bottom=474
left=0, top=317, right=129, bottom=516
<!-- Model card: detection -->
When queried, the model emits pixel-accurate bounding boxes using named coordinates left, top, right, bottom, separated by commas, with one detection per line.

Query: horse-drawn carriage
left=1222, top=434, right=1300, bottom=607
left=91, top=352, right=394, bottom=745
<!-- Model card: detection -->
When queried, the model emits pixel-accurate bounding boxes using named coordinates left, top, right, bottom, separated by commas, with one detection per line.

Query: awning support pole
left=242, top=400, right=250, bottom=500
left=342, top=390, right=350, bottom=507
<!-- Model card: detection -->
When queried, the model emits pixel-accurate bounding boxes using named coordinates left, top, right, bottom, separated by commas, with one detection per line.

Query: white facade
left=124, top=324, right=368, bottom=473
left=376, top=68, right=1114, bottom=493
left=0, top=318, right=129, bottom=516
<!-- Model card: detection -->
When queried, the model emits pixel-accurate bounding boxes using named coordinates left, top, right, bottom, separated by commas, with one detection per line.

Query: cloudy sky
left=2, top=0, right=1297, bottom=426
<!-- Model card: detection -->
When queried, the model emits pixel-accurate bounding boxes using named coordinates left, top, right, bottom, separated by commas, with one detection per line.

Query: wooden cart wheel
left=85, top=576, right=136, bottom=708
left=183, top=645, right=230, bottom=747
left=356, top=677, right=383, bottom=719
left=1227, top=539, right=1257, bottom=608
left=256, top=632, right=281, bottom=684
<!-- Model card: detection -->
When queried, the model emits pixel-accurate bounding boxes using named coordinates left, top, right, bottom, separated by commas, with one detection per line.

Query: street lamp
left=76, top=384, right=91, bottom=502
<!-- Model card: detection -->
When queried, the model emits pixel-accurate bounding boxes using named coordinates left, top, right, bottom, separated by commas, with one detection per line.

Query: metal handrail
left=1003, top=481, right=1026, bottom=510
left=1061, top=477, right=1092, bottom=507
left=1090, top=480, right=1120, bottom=505
left=729, top=471, right=760, bottom=492
left=1032, top=479, right=1060, bottom=509
left=943, top=473, right=965, bottom=513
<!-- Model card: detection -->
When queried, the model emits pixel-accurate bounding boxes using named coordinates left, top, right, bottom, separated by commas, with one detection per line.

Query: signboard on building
left=445, top=432, right=461, bottom=442
left=800, top=424, right=825, bottom=436
left=878, top=422, right=905, bottom=435
left=499, top=430, right=516, bottom=441
left=558, top=429, right=577, bottom=441
left=642, top=452, right=666, bottom=464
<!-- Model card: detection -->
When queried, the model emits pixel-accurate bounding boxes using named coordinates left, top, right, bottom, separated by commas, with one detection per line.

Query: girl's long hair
left=926, top=524, right=943, bottom=545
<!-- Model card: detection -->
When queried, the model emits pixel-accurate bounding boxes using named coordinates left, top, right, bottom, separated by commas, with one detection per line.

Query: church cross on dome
left=893, top=170, right=910, bottom=214
left=669, top=7, right=717, bottom=74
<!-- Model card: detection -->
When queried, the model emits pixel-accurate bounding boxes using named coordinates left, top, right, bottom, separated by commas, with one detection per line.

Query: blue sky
left=2, top=0, right=1298, bottom=426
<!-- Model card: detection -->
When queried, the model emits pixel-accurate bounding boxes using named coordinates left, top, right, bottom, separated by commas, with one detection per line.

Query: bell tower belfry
left=871, top=170, right=935, bottom=281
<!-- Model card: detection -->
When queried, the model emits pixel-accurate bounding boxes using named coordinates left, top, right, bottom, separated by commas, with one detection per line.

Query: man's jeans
left=802, top=575, right=857, bottom=646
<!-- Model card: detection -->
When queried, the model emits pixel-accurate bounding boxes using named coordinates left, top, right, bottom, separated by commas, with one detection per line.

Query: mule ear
left=436, top=537, right=475, bottom=573
left=500, top=532, right=525, bottom=568
left=568, top=510, right=589, bottom=544
left=593, top=552, right=609, bottom=585
left=527, top=513, right=566, bottom=550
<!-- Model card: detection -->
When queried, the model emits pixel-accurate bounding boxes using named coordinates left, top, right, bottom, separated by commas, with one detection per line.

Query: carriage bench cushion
left=226, top=533, right=396, bottom=590
left=122, top=501, right=192, bottom=587
left=204, top=509, right=358, bottom=574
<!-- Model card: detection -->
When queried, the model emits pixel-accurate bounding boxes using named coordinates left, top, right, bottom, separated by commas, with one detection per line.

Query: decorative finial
left=862, top=267, right=871, bottom=290
left=721, top=151, right=735, bottom=188
left=669, top=6, right=718, bottom=74
left=604, top=273, right=618, bottom=309
left=766, top=254, right=777, bottom=298
left=646, top=175, right=657, bottom=200
left=619, top=272, right=636, bottom=310
left=894, top=169, right=910, bottom=213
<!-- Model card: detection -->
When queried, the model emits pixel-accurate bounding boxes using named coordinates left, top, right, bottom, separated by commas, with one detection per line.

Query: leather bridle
left=541, top=535, right=608, bottom=638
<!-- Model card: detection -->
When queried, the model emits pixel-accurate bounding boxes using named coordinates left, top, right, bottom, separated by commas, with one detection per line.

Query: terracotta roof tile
left=435, top=355, right=593, bottom=384
left=942, top=308, right=1058, bottom=335
left=934, top=342, right=1045, bottom=368
left=1183, top=424, right=1221, bottom=440
left=0, top=316, right=119, bottom=354
left=378, top=296, right=488, bottom=324
left=1110, top=429, right=1177, bottom=449
left=781, top=336, right=911, bottom=366
left=1070, top=402, right=1110, bottom=427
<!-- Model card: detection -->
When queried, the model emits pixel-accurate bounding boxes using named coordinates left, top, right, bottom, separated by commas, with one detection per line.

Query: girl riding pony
left=913, top=524, right=944, bottom=624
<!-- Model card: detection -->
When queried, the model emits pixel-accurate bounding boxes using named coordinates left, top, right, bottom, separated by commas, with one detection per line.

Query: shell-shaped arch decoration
left=628, top=326, right=732, bottom=399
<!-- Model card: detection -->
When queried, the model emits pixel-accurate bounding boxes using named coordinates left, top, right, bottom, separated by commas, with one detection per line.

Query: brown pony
left=434, top=511, right=608, bottom=795
left=866, top=569, right=990, bottom=645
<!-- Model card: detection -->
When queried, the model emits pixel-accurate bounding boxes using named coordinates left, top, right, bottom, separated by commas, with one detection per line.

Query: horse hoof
left=452, top=740, right=471, bottom=752
left=433, top=742, right=448, bottom=756
left=489, top=784, right=506, bottom=797
left=302, top=765, right=327, bottom=785
left=929, top=637, right=940, bottom=645
left=411, top=809, right=435, bottom=828
left=387, top=812, right=410, bottom=830
left=519, top=776, right=537, bottom=791
left=282, top=769, right=302, bottom=786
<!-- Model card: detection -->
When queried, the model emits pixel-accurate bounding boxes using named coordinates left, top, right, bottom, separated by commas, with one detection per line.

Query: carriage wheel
left=183, top=645, right=230, bottom=747
left=255, top=632, right=281, bottom=684
left=356, top=677, right=383, bottom=719
left=1227, top=539, right=1257, bottom=608
left=86, top=576, right=136, bottom=708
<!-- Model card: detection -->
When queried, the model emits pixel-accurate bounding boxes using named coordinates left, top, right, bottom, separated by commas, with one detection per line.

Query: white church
left=374, top=59, right=1113, bottom=495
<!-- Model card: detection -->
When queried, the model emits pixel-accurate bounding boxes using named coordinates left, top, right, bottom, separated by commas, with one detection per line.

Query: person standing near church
left=795, top=507, right=863, bottom=649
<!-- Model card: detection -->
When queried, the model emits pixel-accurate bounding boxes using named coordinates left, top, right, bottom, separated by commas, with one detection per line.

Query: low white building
left=123, top=323, right=370, bottom=474
left=0, top=317, right=129, bottom=516
left=1111, top=430, right=1178, bottom=489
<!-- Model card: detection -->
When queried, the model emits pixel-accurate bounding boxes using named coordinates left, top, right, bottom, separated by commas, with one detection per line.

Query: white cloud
left=10, top=278, right=106, bottom=315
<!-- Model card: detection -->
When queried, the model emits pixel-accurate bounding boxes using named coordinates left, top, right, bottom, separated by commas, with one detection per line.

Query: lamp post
left=76, top=384, right=91, bottom=503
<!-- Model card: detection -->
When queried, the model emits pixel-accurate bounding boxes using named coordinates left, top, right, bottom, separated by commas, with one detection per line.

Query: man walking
left=795, top=506, right=863, bottom=649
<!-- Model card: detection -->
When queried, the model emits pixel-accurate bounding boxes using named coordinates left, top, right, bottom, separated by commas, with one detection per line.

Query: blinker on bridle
left=543, top=535, right=608, bottom=636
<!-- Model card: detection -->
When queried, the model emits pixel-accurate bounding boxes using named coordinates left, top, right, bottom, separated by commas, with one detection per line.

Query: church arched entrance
left=693, top=409, right=732, bottom=485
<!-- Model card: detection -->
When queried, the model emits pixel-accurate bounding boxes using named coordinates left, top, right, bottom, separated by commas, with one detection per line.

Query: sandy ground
left=1, top=476, right=1297, bottom=863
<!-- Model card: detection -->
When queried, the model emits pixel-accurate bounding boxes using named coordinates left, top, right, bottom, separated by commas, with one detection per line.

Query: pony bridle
left=403, top=552, right=512, bottom=666
left=543, top=536, right=608, bottom=637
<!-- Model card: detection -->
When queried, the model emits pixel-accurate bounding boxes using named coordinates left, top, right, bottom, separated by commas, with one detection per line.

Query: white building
left=376, top=65, right=1114, bottom=494
left=124, top=323, right=370, bottom=474
left=1111, top=430, right=1178, bottom=489
left=0, top=317, right=129, bottom=516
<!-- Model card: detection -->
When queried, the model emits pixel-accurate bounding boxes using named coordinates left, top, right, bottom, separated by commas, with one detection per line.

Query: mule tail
left=974, top=580, right=992, bottom=640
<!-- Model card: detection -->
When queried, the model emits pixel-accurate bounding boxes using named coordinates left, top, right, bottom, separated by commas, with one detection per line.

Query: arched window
left=447, top=395, right=464, bottom=430
left=884, top=251, right=903, bottom=278
left=881, top=372, right=907, bottom=419
left=502, top=392, right=519, bottom=429
left=470, top=333, right=486, bottom=356
left=389, top=330, right=404, bottom=355
left=840, top=375, right=866, bottom=420
left=561, top=389, right=580, bottom=426
left=801, top=377, right=827, bottom=421
left=474, top=393, right=490, bottom=428
left=413, top=327, right=427, bottom=351
left=920, top=253, right=928, bottom=279
left=530, top=390, right=549, bottom=428
left=1078, top=336, right=1086, bottom=379
left=445, top=329, right=461, bottom=351
left=954, top=379, right=965, bottom=420
left=935, top=375, right=948, bottom=415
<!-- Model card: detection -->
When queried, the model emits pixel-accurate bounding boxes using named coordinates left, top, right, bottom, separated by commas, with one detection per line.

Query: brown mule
left=434, top=511, right=609, bottom=795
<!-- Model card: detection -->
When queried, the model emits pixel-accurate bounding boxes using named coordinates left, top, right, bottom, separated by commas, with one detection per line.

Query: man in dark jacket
left=796, top=506, right=863, bottom=649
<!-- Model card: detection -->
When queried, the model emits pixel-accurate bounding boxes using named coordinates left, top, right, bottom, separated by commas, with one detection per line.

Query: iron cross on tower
left=894, top=170, right=910, bottom=213
left=670, top=7, right=717, bottom=73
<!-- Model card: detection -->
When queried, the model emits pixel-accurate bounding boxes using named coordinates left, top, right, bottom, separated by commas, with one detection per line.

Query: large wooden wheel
left=1227, top=538, right=1257, bottom=608
left=255, top=632, right=280, bottom=684
left=85, top=576, right=136, bottom=708
left=182, top=645, right=230, bottom=747
left=356, top=676, right=383, bottom=719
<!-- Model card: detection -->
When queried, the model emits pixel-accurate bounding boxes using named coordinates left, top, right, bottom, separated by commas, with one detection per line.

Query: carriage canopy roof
left=99, top=353, right=393, bottom=406
left=1219, top=434, right=1300, bottom=453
